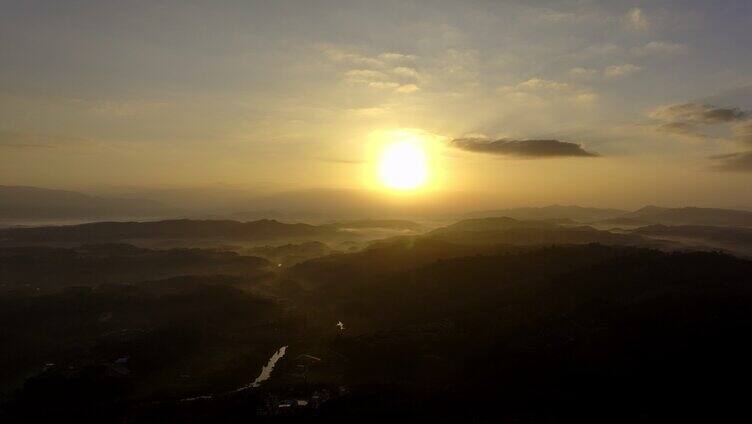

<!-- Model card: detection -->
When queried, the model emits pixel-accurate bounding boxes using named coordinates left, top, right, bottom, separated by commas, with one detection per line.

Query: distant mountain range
left=463, top=205, right=627, bottom=223
left=0, top=219, right=339, bottom=244
left=428, top=216, right=656, bottom=247
left=4, top=185, right=752, bottom=230
left=465, top=205, right=752, bottom=228
left=615, top=206, right=752, bottom=227
left=0, top=186, right=177, bottom=222
left=324, top=219, right=425, bottom=232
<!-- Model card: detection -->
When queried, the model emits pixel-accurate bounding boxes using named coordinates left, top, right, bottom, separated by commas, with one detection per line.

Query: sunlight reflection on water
left=182, top=345, right=288, bottom=402
left=250, top=345, right=287, bottom=388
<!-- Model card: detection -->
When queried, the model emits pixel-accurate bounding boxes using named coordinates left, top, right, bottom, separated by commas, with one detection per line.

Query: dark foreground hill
left=3, top=218, right=752, bottom=422
left=288, top=245, right=752, bottom=422
left=0, top=280, right=292, bottom=417
left=0, top=244, right=273, bottom=291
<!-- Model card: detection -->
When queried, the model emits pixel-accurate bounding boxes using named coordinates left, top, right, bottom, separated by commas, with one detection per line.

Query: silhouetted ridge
left=427, top=216, right=654, bottom=246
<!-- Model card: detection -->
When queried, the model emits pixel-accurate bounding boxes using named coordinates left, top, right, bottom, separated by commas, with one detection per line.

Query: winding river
left=182, top=345, right=288, bottom=402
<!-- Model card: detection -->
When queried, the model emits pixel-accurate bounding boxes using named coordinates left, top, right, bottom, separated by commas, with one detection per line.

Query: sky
left=2, top=0, right=752, bottom=210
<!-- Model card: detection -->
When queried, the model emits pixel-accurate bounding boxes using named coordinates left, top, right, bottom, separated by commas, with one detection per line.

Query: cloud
left=391, top=66, right=419, bottom=79
left=378, top=52, right=416, bottom=62
left=344, top=69, right=389, bottom=83
left=655, top=122, right=709, bottom=143
left=530, top=8, right=578, bottom=23
left=632, top=41, right=687, bottom=56
left=344, top=69, right=419, bottom=93
left=650, top=103, right=752, bottom=152
left=733, top=120, right=752, bottom=144
left=395, top=84, right=419, bottom=93
left=450, top=138, right=598, bottom=158
left=573, top=92, right=598, bottom=103
left=650, top=103, right=748, bottom=124
left=320, top=45, right=384, bottom=67
left=513, top=78, right=570, bottom=91
left=367, top=81, right=400, bottom=90
left=710, top=152, right=752, bottom=172
left=320, top=45, right=416, bottom=69
left=584, top=43, right=623, bottom=56
left=657, top=121, right=699, bottom=134
left=604, top=64, right=642, bottom=78
left=498, top=77, right=597, bottom=105
left=327, top=45, right=423, bottom=94
left=626, top=7, right=649, bottom=30
left=702, top=85, right=752, bottom=110
left=569, top=67, right=598, bottom=79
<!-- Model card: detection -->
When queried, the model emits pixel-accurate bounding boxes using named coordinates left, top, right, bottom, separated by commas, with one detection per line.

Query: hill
left=313, top=246, right=752, bottom=421
left=631, top=223, right=752, bottom=256
left=0, top=244, right=273, bottom=291
left=427, top=216, right=654, bottom=247
left=0, top=219, right=341, bottom=245
left=288, top=217, right=664, bottom=299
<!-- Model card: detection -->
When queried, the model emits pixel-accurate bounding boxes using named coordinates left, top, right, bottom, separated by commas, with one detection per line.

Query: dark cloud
left=656, top=121, right=709, bottom=141
left=450, top=138, right=598, bottom=158
left=705, top=107, right=748, bottom=123
left=658, top=121, right=698, bottom=133
left=651, top=102, right=752, bottom=145
left=710, top=152, right=752, bottom=172
left=660, top=99, right=752, bottom=173
left=652, top=103, right=748, bottom=124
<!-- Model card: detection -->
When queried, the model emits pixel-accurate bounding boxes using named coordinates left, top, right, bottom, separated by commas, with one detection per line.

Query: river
left=182, top=345, right=288, bottom=402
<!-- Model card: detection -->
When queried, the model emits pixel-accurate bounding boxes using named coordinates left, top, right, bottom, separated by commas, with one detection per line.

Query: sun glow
left=378, top=140, right=429, bottom=190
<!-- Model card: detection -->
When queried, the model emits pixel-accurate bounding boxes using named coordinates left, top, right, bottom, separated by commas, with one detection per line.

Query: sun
left=378, top=140, right=429, bottom=190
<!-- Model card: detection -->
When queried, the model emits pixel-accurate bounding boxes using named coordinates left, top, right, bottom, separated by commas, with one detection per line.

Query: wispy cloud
left=512, top=78, right=571, bottom=91
left=650, top=101, right=752, bottom=169
left=323, top=45, right=422, bottom=94
left=632, top=41, right=687, bottom=56
left=604, top=64, right=642, bottom=78
left=569, top=67, right=598, bottom=79
left=626, top=7, right=649, bottom=30
left=498, top=78, right=597, bottom=104
left=651, top=103, right=748, bottom=124
left=710, top=152, right=752, bottom=172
